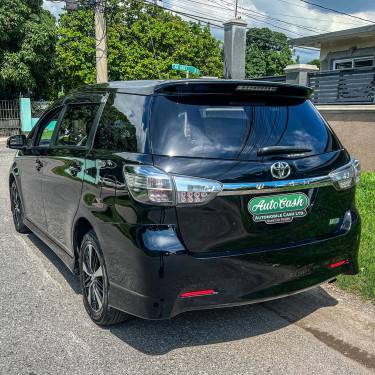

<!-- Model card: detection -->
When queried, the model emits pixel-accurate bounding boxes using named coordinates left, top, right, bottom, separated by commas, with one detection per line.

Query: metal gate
left=31, top=100, right=51, bottom=120
left=0, top=100, right=21, bottom=136
left=308, top=67, right=375, bottom=105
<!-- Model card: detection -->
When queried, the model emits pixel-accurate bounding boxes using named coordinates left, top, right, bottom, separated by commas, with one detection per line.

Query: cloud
left=161, top=0, right=375, bottom=62
left=42, top=1, right=65, bottom=19
left=41, top=0, right=375, bottom=63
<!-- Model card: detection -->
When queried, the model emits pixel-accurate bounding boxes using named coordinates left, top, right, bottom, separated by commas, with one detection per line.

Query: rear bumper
left=95, top=210, right=361, bottom=320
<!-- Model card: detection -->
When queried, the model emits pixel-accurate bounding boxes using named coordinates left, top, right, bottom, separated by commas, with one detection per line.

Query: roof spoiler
left=154, top=81, right=313, bottom=99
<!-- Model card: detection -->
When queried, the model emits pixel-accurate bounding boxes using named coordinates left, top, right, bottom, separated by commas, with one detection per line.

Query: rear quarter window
left=93, top=93, right=151, bottom=153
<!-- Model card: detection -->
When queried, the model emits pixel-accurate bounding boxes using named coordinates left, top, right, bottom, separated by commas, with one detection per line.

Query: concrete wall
left=317, top=107, right=375, bottom=172
left=20, top=98, right=44, bottom=132
left=320, top=39, right=375, bottom=71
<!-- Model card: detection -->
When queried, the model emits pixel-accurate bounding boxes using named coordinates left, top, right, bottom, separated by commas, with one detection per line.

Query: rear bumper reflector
left=330, top=260, right=346, bottom=268
left=181, top=289, right=215, bottom=298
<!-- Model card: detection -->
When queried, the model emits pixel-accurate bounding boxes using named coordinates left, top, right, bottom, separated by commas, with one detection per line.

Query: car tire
left=10, top=181, right=30, bottom=233
left=79, top=230, right=129, bottom=326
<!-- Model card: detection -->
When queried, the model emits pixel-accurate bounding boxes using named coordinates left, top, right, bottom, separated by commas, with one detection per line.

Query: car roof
left=77, top=79, right=313, bottom=98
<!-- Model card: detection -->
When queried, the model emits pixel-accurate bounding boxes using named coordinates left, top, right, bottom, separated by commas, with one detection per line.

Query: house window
left=354, top=58, right=373, bottom=68
left=334, top=60, right=352, bottom=70
left=333, top=57, right=373, bottom=70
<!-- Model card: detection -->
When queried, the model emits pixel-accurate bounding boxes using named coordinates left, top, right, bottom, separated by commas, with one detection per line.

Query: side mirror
left=7, top=134, right=26, bottom=150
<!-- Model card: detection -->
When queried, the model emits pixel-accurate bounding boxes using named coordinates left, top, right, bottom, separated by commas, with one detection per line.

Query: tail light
left=173, top=175, right=222, bottom=205
left=329, top=159, right=361, bottom=190
left=124, top=165, right=222, bottom=206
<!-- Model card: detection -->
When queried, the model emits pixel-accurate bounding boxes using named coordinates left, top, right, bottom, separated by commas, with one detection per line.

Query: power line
left=297, top=0, right=375, bottom=23
left=162, top=0, right=301, bottom=37
left=161, top=1, right=320, bottom=55
left=156, top=0, right=321, bottom=51
left=213, top=0, right=331, bottom=34
left=49, top=0, right=320, bottom=58
left=251, top=11, right=371, bottom=27
left=196, top=0, right=333, bottom=35
left=274, top=0, right=372, bottom=24
left=48, top=0, right=354, bottom=42
left=145, top=11, right=162, bottom=79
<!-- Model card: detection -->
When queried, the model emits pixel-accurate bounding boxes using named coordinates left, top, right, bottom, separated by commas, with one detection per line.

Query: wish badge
left=248, top=193, right=309, bottom=224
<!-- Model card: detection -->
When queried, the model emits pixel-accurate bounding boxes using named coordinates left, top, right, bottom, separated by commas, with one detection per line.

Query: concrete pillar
left=223, top=18, right=247, bottom=79
left=284, top=64, right=319, bottom=86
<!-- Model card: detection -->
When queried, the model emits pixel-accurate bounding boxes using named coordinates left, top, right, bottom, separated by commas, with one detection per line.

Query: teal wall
left=20, top=98, right=32, bottom=132
left=20, top=98, right=46, bottom=132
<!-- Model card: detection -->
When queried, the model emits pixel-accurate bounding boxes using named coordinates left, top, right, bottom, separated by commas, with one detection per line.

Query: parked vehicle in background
left=7, top=80, right=361, bottom=325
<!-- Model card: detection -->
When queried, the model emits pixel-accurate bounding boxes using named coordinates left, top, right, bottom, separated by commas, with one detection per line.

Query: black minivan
left=7, top=80, right=361, bottom=325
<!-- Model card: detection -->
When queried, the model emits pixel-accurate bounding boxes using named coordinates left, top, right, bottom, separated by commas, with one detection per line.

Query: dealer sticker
left=248, top=193, right=309, bottom=224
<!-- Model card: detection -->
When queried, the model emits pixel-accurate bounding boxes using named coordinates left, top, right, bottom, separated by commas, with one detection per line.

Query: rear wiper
left=257, top=146, right=312, bottom=156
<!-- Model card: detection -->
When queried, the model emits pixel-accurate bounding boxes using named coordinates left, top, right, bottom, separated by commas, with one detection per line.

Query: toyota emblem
left=270, top=162, right=291, bottom=179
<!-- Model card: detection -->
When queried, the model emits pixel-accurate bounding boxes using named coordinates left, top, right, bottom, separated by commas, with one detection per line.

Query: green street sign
left=172, top=64, right=200, bottom=75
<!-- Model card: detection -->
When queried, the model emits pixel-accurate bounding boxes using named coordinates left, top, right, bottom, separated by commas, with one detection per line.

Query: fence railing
left=0, top=100, right=21, bottom=136
left=247, top=75, right=287, bottom=83
left=308, top=67, right=375, bottom=105
left=31, top=100, right=51, bottom=119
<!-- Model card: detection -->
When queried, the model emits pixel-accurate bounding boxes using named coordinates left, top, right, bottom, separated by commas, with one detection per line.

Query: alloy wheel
left=82, top=244, right=104, bottom=312
left=11, top=185, right=21, bottom=227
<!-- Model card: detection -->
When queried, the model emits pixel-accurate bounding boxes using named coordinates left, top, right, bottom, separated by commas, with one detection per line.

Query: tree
left=56, top=0, right=223, bottom=93
left=245, top=27, right=295, bottom=78
left=306, top=58, right=321, bottom=70
left=0, top=0, right=57, bottom=99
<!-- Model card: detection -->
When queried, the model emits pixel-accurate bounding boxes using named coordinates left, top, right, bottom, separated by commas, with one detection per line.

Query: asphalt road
left=0, top=141, right=374, bottom=375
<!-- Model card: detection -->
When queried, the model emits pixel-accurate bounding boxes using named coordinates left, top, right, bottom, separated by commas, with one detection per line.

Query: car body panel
left=42, top=148, right=89, bottom=254
left=93, top=213, right=360, bottom=319
left=17, top=147, right=48, bottom=231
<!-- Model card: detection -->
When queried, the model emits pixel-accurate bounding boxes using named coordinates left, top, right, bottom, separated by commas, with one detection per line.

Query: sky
left=42, top=0, right=375, bottom=63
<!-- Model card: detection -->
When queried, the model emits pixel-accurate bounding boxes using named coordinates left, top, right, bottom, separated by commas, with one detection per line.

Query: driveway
left=0, top=142, right=374, bottom=375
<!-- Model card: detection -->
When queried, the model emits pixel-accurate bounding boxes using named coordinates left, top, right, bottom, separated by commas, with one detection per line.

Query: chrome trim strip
left=218, top=176, right=333, bottom=196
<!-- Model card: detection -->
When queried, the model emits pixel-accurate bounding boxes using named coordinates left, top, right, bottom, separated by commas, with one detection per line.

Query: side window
left=93, top=93, right=150, bottom=152
left=55, top=104, right=100, bottom=147
left=35, top=109, right=62, bottom=147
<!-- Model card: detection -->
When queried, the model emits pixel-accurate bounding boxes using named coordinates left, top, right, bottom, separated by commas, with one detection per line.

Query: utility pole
left=66, top=1, right=108, bottom=83
left=234, top=0, right=238, bottom=18
left=95, top=0, right=108, bottom=83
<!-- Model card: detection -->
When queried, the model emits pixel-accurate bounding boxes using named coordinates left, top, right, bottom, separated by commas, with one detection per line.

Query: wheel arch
left=73, top=216, right=95, bottom=274
left=9, top=173, right=16, bottom=192
left=9, top=173, right=23, bottom=206
left=9, top=173, right=15, bottom=185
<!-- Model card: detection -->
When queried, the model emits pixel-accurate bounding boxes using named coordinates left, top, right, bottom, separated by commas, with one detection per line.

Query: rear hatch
left=150, top=82, right=354, bottom=255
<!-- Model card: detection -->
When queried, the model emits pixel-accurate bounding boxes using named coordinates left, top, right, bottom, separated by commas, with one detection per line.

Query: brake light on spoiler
left=236, top=85, right=278, bottom=92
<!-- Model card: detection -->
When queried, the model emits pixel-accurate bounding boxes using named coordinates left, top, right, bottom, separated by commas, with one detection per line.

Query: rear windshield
left=150, top=95, right=341, bottom=160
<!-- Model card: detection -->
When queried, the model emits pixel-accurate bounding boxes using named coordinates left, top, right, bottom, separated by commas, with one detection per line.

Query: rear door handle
left=69, top=159, right=82, bottom=177
left=35, top=159, right=43, bottom=171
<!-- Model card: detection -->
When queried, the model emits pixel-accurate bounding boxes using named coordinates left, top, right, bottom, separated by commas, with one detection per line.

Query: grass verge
left=337, top=172, right=375, bottom=301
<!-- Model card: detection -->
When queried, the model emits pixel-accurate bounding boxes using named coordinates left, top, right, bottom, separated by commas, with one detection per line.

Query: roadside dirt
left=263, top=283, right=375, bottom=370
